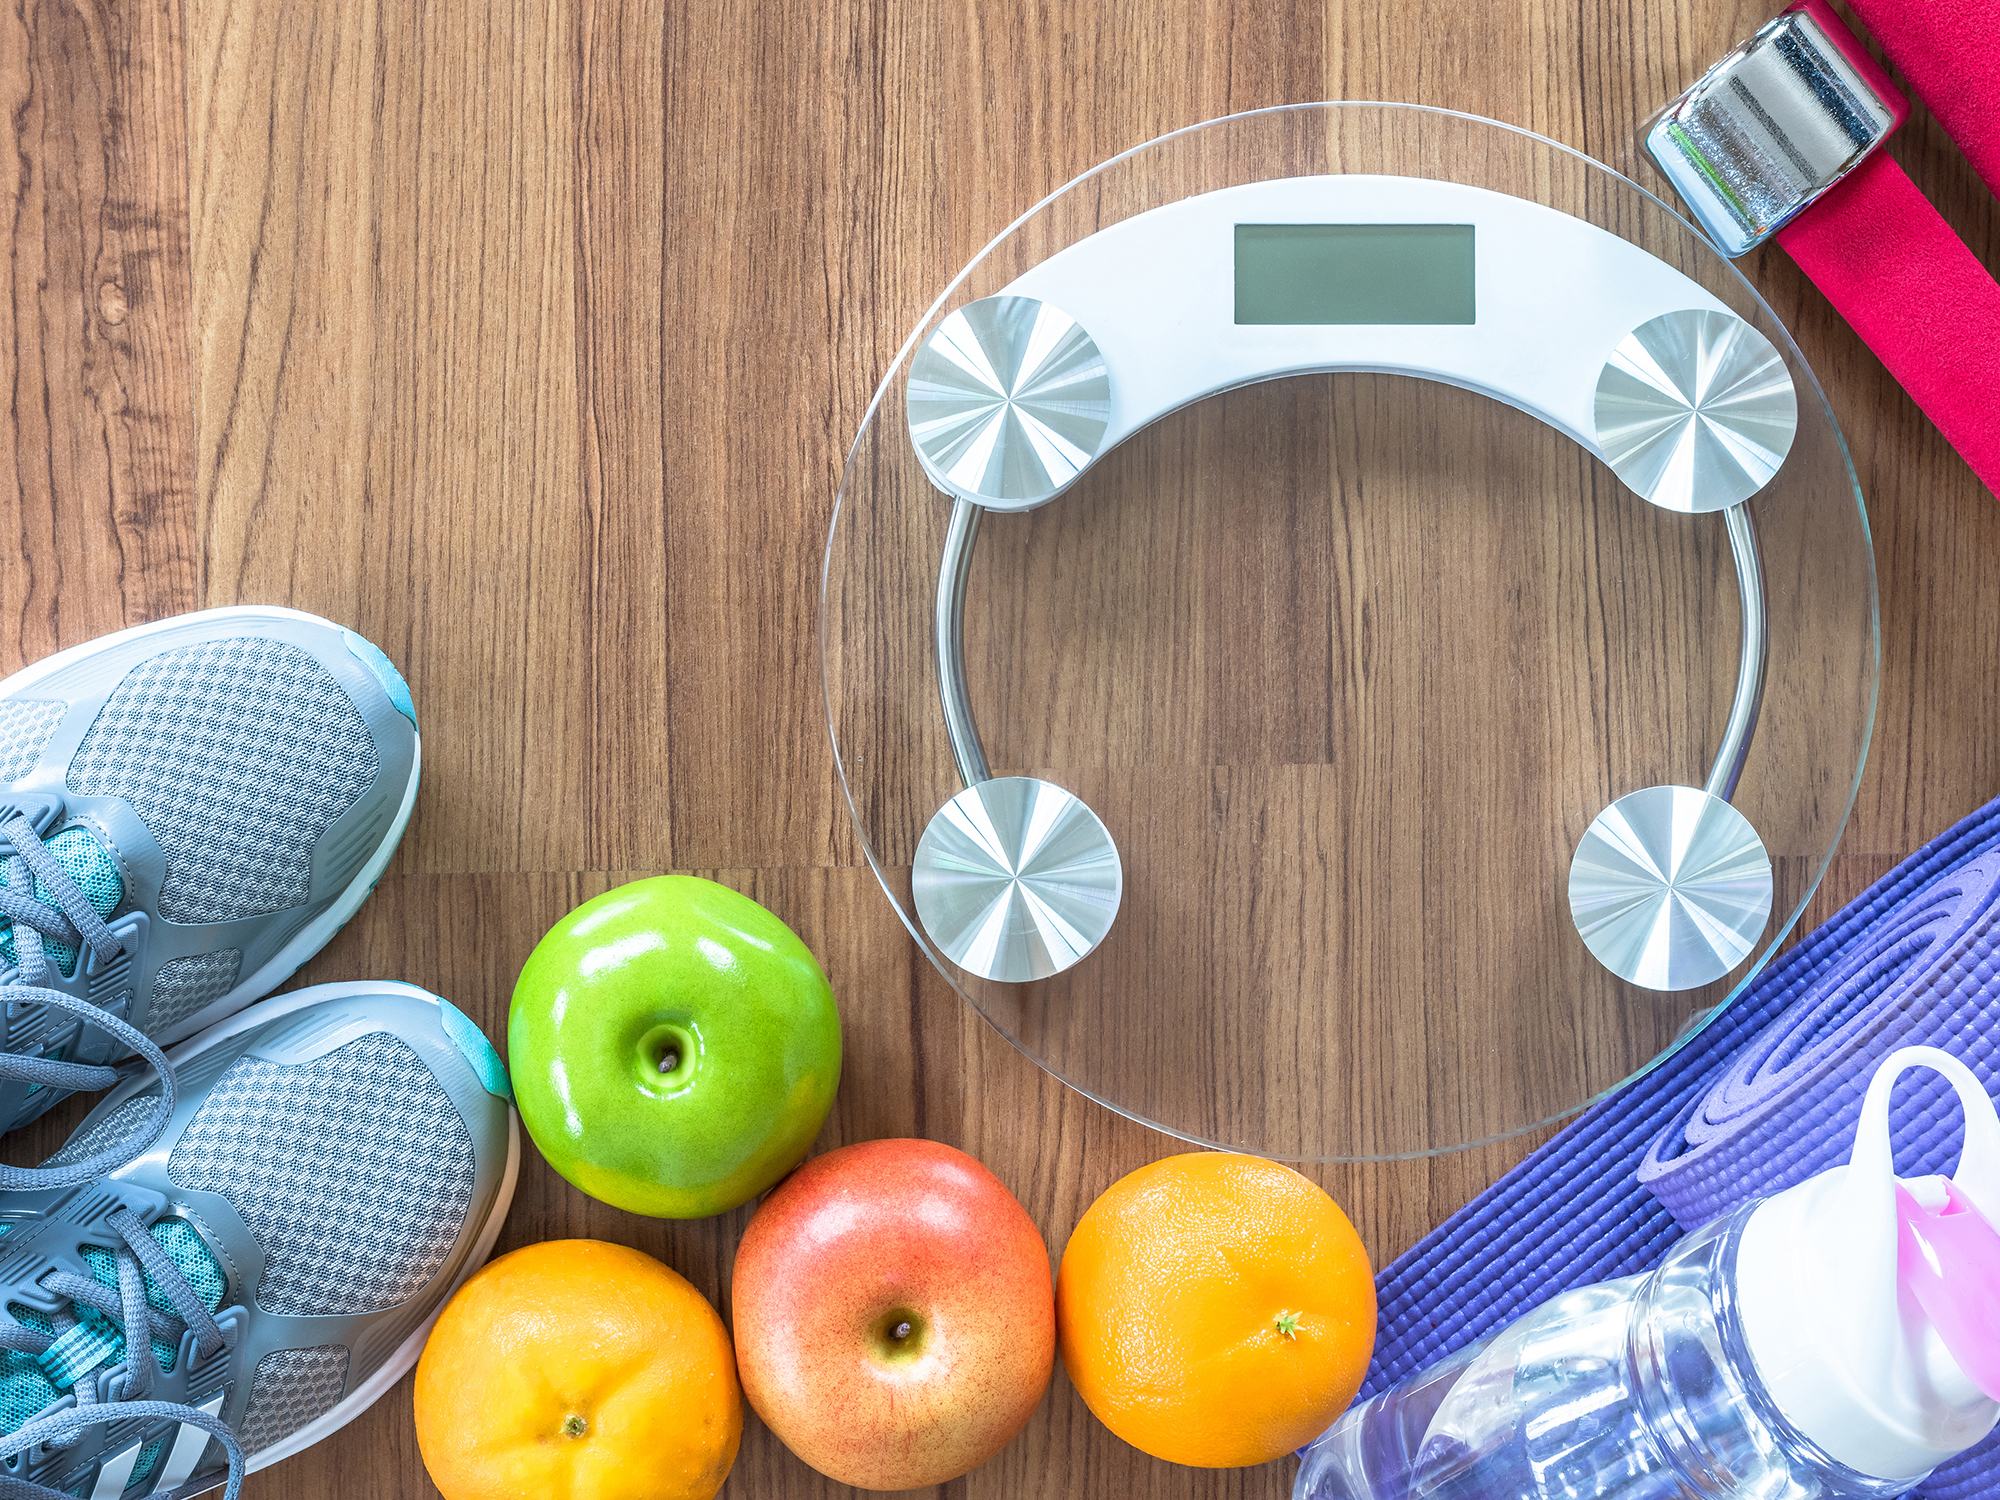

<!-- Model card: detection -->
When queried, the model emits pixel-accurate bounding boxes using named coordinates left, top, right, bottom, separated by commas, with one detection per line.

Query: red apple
left=730, top=1138, right=1055, bottom=1489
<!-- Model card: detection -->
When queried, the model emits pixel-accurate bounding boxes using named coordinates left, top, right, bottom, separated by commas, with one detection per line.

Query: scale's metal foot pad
left=913, top=776, right=1123, bottom=982
left=906, top=296, right=1111, bottom=508
left=1593, top=309, right=1798, bottom=513
left=1569, top=784, right=1773, bottom=991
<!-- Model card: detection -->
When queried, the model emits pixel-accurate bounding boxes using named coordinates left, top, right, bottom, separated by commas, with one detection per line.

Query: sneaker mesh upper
left=0, top=1346, right=55, bottom=1434
left=78, top=1219, right=225, bottom=1372
left=65, top=638, right=379, bottom=924
left=0, top=828, right=125, bottom=980
left=0, top=701, right=66, bottom=786
left=38, top=1094, right=157, bottom=1169
left=142, top=1220, right=227, bottom=1311
left=234, top=1345, right=349, bottom=1457
left=147, top=950, right=243, bottom=1032
left=0, top=1218, right=227, bottom=1442
left=128, top=1430, right=170, bottom=1488
left=167, top=1032, right=475, bottom=1316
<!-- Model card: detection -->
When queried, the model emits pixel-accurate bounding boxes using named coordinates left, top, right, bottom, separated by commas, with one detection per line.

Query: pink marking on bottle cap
left=1896, top=1180, right=2000, bottom=1401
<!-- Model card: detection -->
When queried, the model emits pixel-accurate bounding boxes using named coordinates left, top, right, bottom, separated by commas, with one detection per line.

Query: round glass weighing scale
left=822, top=104, right=1878, bottom=1162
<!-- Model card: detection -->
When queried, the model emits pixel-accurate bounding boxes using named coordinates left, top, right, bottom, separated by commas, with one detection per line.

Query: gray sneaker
left=0, top=607, right=420, bottom=1174
left=0, top=981, right=518, bottom=1498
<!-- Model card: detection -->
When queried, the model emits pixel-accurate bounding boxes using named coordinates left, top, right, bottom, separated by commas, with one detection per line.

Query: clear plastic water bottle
left=1297, top=1047, right=2000, bottom=1500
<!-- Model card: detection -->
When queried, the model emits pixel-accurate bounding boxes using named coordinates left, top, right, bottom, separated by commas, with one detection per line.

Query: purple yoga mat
left=1356, top=798, right=2000, bottom=1500
left=1639, top=850, right=2000, bottom=1228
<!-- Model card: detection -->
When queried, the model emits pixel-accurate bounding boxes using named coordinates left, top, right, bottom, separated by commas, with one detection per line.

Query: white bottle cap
left=1736, top=1046, right=2000, bottom=1481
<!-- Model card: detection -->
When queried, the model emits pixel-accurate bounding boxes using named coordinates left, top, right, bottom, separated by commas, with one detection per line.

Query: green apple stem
left=563, top=1414, right=587, bottom=1438
left=634, top=1021, right=700, bottom=1095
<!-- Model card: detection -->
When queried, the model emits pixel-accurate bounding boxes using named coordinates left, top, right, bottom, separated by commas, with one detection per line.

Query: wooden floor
left=4, top=1, right=1998, bottom=1495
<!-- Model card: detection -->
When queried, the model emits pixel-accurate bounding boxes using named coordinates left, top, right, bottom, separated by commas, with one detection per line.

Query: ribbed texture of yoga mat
left=1639, top=850, right=2000, bottom=1228
left=1357, top=797, right=2000, bottom=1499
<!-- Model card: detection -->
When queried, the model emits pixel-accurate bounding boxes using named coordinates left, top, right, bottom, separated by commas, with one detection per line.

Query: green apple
left=508, top=875, right=841, bottom=1218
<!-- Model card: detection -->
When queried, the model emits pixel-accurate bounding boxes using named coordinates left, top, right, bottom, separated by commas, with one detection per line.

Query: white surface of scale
left=984, top=173, right=1731, bottom=511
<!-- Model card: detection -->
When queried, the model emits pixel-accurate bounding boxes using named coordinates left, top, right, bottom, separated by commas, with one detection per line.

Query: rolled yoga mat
left=1639, top=849, right=2000, bottom=1228
left=1356, top=797, right=2000, bottom=1499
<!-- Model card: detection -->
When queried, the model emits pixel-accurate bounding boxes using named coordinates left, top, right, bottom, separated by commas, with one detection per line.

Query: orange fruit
left=415, top=1239, right=742, bottom=1500
left=1055, top=1152, right=1376, bottom=1467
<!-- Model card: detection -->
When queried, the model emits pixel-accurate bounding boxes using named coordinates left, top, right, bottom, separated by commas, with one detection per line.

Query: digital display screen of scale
left=1234, top=223, right=1476, bottom=325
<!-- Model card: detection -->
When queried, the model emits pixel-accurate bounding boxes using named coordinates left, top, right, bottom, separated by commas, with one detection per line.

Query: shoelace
left=0, top=1208, right=244, bottom=1499
left=0, top=815, right=175, bottom=1192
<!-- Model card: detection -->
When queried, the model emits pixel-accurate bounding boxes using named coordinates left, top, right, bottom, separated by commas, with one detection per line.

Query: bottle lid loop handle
left=1841, top=1047, right=2000, bottom=1405
left=1850, top=1045, right=2000, bottom=1225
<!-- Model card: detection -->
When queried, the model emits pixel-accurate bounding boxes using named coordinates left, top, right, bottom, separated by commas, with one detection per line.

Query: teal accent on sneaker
left=3, top=1305, right=61, bottom=1442
left=438, top=999, right=511, bottom=1101
left=343, top=630, right=417, bottom=727
left=149, top=1220, right=227, bottom=1311
left=0, top=1218, right=231, bottom=1432
left=128, top=1430, right=170, bottom=1488
left=34, top=1324, right=116, bottom=1389
left=77, top=1219, right=226, bottom=1377
left=0, top=1343, right=57, bottom=1434
left=0, top=829, right=124, bottom=978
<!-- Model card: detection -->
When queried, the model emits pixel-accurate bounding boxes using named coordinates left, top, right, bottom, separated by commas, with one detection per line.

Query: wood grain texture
left=2, top=0, right=1997, bottom=1495
left=2, top=0, right=200, bottom=658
